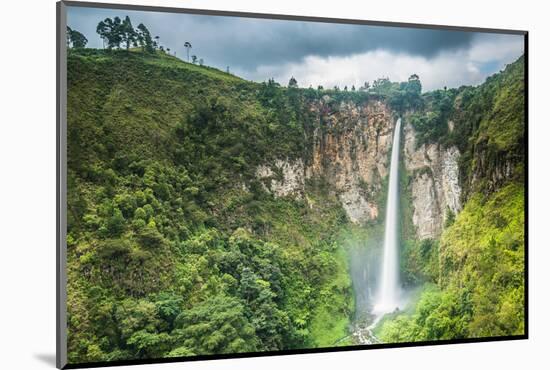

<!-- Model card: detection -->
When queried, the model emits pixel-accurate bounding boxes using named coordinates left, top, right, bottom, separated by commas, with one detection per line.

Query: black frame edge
left=523, top=31, right=529, bottom=340
left=63, top=335, right=528, bottom=369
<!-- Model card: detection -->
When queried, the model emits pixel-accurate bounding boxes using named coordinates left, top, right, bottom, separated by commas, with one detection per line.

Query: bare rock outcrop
left=256, top=159, right=305, bottom=198
left=306, top=99, right=395, bottom=224
left=403, top=122, right=462, bottom=239
left=255, top=99, right=395, bottom=225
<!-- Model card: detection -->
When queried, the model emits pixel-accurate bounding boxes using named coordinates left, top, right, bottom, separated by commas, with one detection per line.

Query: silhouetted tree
left=121, top=16, right=137, bottom=50
left=66, top=26, right=88, bottom=49
left=359, top=81, right=370, bottom=91
left=191, top=55, right=197, bottom=64
left=407, top=74, right=422, bottom=94
left=136, top=23, right=154, bottom=53
left=184, top=42, right=192, bottom=62
left=96, top=21, right=107, bottom=48
left=402, top=74, right=423, bottom=109
left=96, top=17, right=123, bottom=49
left=288, top=76, right=298, bottom=88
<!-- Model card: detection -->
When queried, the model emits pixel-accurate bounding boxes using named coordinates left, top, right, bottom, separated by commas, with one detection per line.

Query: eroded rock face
left=441, top=147, right=461, bottom=215
left=256, top=159, right=305, bottom=198
left=307, top=99, right=394, bottom=224
left=253, top=100, right=462, bottom=233
left=403, top=122, right=462, bottom=239
left=254, top=98, right=395, bottom=225
left=339, top=186, right=379, bottom=224
left=470, top=145, right=516, bottom=196
left=411, top=172, right=440, bottom=240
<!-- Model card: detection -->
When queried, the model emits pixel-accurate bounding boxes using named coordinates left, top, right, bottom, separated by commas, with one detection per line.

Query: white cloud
left=468, top=34, right=525, bottom=63
left=236, top=34, right=524, bottom=92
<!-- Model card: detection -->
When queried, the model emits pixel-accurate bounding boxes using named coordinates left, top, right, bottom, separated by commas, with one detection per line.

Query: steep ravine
left=253, top=98, right=464, bottom=344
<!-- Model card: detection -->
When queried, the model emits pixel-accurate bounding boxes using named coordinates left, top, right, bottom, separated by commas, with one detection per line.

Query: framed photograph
left=57, top=1, right=527, bottom=368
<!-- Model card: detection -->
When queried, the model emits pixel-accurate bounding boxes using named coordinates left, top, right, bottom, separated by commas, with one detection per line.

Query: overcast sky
left=67, top=6, right=524, bottom=91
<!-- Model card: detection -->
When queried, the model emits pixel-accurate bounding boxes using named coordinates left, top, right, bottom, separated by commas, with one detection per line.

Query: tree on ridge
left=184, top=41, right=192, bottom=62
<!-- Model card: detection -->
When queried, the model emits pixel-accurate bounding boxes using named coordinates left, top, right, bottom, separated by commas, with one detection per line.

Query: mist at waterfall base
left=348, top=118, right=408, bottom=339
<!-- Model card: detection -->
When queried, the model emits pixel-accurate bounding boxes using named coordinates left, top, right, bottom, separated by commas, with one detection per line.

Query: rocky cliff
left=256, top=159, right=306, bottom=198
left=256, top=96, right=461, bottom=239
left=256, top=97, right=395, bottom=225
left=307, top=98, right=395, bottom=224
left=255, top=98, right=462, bottom=237
left=403, top=122, right=461, bottom=240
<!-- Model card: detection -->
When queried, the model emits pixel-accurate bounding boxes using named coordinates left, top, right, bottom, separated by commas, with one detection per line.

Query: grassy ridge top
left=70, top=48, right=246, bottom=83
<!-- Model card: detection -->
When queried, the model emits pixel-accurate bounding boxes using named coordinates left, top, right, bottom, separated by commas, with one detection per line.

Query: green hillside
left=66, top=49, right=356, bottom=363
left=377, top=183, right=524, bottom=342
left=408, top=56, right=525, bottom=197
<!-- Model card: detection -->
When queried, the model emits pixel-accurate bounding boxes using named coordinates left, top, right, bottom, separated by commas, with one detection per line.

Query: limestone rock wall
left=256, top=159, right=305, bottom=198
left=306, top=98, right=395, bottom=224
left=255, top=98, right=395, bottom=225
left=253, top=98, right=462, bottom=236
left=403, top=122, right=462, bottom=239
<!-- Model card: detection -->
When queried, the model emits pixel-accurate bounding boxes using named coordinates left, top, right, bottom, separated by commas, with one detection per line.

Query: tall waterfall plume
left=373, top=117, right=402, bottom=314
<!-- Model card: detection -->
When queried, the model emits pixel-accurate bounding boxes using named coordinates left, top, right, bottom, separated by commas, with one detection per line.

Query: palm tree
left=184, top=41, right=192, bottom=62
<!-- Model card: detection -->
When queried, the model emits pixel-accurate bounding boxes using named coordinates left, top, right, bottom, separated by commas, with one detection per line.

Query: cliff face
left=256, top=98, right=395, bottom=225
left=307, top=98, right=395, bottom=224
left=254, top=99, right=462, bottom=239
left=468, top=139, right=519, bottom=197
left=403, top=122, right=461, bottom=240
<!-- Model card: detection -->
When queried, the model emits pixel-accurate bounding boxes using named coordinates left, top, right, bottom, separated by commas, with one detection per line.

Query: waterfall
left=373, top=117, right=402, bottom=314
